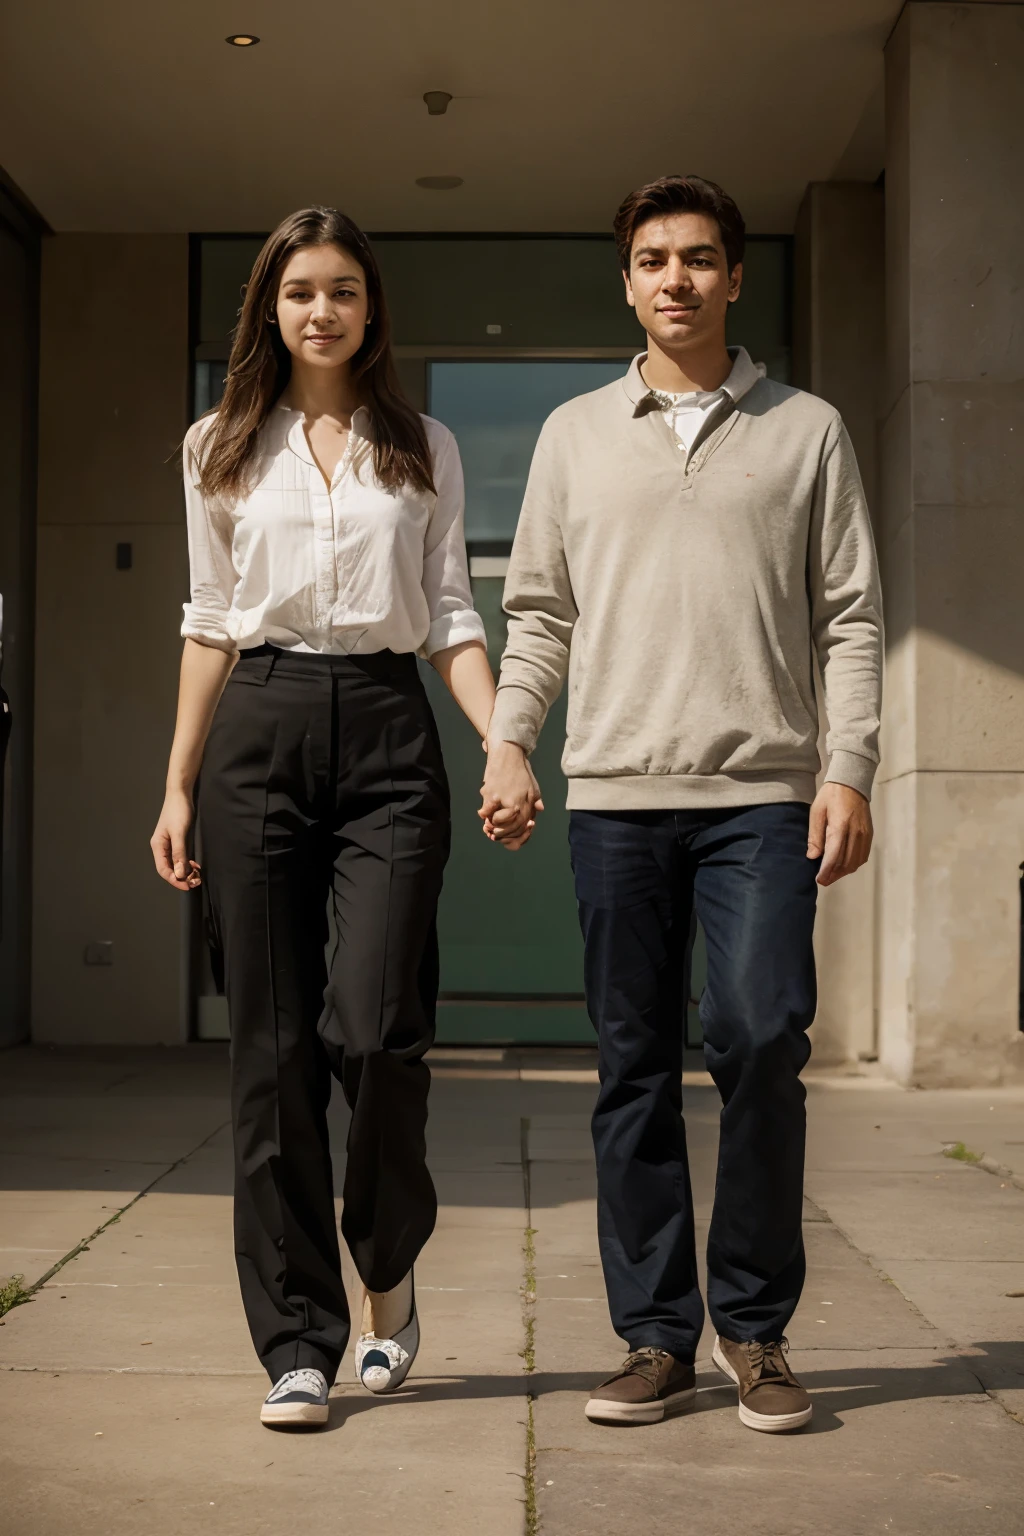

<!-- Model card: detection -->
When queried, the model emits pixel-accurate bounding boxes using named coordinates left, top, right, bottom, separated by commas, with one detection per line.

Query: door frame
left=0, top=176, right=46, bottom=1048
left=415, top=346, right=707, bottom=1046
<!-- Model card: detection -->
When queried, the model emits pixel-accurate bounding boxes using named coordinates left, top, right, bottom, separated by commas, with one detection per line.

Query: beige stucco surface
left=875, top=1, right=1024, bottom=1085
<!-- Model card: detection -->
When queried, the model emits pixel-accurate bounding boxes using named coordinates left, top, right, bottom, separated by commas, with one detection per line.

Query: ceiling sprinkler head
left=423, top=91, right=453, bottom=116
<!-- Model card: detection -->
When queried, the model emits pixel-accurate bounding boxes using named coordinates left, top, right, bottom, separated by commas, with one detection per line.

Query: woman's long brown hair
left=192, top=206, right=434, bottom=501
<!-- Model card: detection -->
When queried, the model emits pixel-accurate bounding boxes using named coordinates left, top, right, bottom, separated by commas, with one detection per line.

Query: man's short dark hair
left=613, top=175, right=746, bottom=274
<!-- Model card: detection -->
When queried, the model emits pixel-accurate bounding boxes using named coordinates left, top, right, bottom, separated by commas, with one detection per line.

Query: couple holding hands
left=151, top=173, right=882, bottom=1433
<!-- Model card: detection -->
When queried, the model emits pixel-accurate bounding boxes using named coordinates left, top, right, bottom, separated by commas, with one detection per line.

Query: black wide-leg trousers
left=199, top=644, right=450, bottom=1385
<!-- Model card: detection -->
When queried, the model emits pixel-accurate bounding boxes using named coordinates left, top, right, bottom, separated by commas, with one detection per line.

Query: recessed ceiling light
left=225, top=34, right=260, bottom=46
left=415, top=176, right=463, bottom=191
left=423, top=91, right=453, bottom=117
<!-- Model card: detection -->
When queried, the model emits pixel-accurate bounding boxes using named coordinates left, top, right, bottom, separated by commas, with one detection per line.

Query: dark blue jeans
left=569, top=803, right=819, bottom=1364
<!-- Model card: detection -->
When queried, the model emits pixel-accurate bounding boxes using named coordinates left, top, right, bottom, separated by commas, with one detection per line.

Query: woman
left=150, top=207, right=498, bottom=1429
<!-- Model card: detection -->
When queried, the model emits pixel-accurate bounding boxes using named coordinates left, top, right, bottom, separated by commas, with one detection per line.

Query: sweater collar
left=622, top=345, right=765, bottom=416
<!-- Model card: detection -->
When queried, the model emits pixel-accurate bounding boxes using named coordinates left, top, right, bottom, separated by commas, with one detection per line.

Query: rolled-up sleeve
left=421, top=428, right=487, bottom=658
left=180, top=424, right=238, bottom=654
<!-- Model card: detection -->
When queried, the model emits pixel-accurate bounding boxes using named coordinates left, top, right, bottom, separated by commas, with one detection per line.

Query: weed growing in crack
left=0, top=1274, right=31, bottom=1317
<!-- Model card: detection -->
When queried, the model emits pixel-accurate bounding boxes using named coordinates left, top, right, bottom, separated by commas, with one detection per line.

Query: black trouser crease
left=199, top=645, right=449, bottom=1385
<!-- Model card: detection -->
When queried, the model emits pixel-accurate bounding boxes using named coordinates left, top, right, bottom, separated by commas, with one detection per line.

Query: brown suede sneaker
left=585, top=1348, right=696, bottom=1425
left=712, top=1335, right=812, bottom=1432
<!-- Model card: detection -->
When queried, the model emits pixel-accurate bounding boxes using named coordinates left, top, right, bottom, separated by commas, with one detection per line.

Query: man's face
left=624, top=212, right=742, bottom=351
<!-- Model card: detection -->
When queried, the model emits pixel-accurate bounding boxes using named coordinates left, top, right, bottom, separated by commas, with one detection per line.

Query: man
left=482, top=175, right=882, bottom=1433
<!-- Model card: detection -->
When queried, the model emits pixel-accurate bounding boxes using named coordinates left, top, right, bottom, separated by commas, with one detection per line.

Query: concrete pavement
left=1, top=1045, right=1023, bottom=1534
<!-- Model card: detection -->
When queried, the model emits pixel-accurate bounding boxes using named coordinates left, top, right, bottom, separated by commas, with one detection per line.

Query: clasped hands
left=479, top=739, right=544, bottom=852
left=478, top=739, right=873, bottom=883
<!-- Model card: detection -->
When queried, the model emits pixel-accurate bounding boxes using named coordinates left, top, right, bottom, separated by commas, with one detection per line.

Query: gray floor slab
left=0, top=1371, right=525, bottom=1536
left=0, top=1164, right=161, bottom=1287
left=533, top=1362, right=1022, bottom=1536
left=2, top=1046, right=1023, bottom=1536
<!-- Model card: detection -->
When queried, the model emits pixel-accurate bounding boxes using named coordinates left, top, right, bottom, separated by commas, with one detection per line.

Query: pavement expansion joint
left=520, top=1115, right=539, bottom=1534
left=6, top=1118, right=231, bottom=1305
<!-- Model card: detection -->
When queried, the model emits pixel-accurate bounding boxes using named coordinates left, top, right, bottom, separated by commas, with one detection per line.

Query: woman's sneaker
left=355, top=1272, right=419, bottom=1394
left=260, top=1368, right=330, bottom=1428
left=585, top=1347, right=696, bottom=1424
left=712, top=1336, right=813, bottom=1432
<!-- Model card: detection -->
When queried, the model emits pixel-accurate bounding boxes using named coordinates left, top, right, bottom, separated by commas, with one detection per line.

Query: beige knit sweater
left=489, top=349, right=883, bottom=809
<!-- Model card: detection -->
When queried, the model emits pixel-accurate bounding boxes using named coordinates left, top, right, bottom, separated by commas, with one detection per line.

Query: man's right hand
left=480, top=740, right=544, bottom=852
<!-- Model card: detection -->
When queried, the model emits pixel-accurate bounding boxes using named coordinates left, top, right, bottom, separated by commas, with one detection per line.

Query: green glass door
left=427, top=361, right=624, bottom=1042
left=424, top=359, right=706, bottom=1045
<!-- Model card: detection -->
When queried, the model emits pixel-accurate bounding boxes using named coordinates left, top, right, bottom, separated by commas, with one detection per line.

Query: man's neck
left=639, top=335, right=733, bottom=395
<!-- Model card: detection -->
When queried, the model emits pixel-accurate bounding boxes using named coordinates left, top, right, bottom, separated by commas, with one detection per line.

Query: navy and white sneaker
left=355, top=1276, right=419, bottom=1394
left=260, top=1368, right=330, bottom=1428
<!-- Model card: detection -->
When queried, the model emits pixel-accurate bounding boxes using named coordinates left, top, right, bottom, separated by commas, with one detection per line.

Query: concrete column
left=32, top=234, right=189, bottom=1043
left=794, top=180, right=885, bottom=1065
left=877, top=2, right=1024, bottom=1084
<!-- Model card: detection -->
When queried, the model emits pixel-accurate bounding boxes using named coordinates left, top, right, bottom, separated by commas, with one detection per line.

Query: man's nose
left=662, top=259, right=693, bottom=292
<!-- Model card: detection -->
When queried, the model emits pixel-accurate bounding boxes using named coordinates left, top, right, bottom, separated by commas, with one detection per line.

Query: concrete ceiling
left=0, top=0, right=900, bottom=235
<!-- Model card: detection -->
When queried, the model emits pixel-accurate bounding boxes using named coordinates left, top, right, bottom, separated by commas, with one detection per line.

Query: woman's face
left=274, top=242, right=370, bottom=371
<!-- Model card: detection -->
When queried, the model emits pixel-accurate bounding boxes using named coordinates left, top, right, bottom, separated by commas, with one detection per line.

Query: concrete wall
left=32, top=234, right=190, bottom=1043
left=794, top=180, right=885, bottom=1065
left=877, top=2, right=1024, bottom=1084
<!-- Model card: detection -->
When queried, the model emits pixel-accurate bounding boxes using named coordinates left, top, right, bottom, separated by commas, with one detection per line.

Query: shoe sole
left=260, top=1402, right=329, bottom=1428
left=584, top=1386, right=696, bottom=1425
left=711, top=1338, right=813, bottom=1433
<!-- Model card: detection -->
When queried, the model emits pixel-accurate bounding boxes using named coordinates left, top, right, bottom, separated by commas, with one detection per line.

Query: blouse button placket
left=311, top=467, right=337, bottom=633
left=318, top=434, right=357, bottom=636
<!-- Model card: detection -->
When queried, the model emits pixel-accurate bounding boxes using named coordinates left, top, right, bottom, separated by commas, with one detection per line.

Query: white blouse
left=181, top=404, right=486, bottom=658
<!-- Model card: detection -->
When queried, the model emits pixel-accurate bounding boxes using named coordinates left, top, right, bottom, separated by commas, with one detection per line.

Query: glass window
left=428, top=359, right=629, bottom=545
left=190, top=233, right=792, bottom=418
